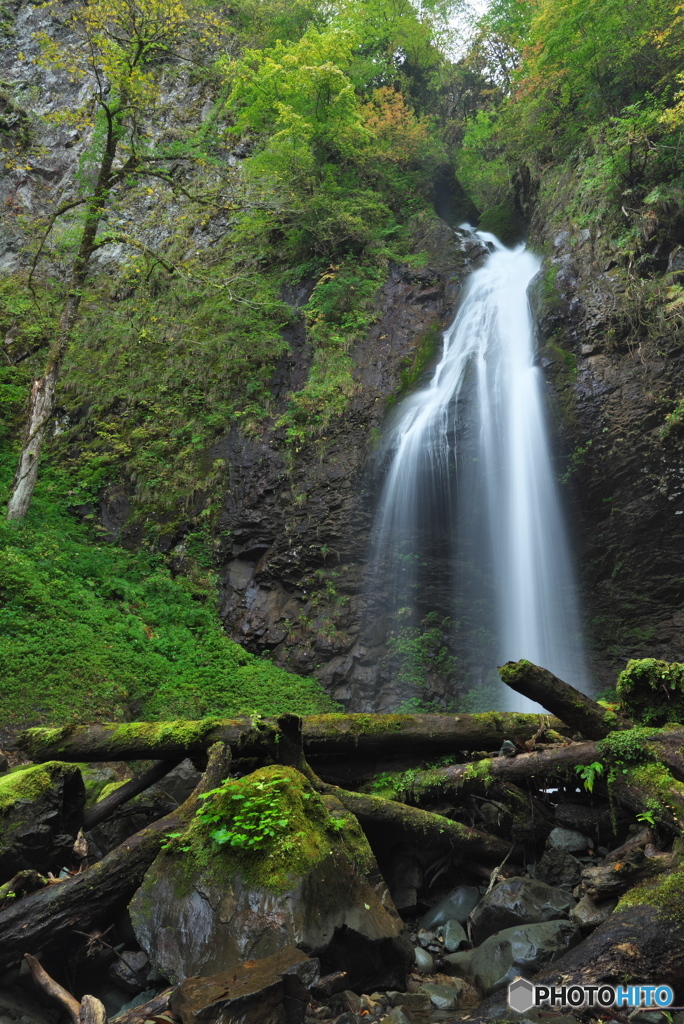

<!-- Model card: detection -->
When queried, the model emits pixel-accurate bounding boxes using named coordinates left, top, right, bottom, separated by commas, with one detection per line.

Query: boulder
left=130, top=766, right=412, bottom=992
left=171, top=945, right=319, bottom=1024
left=534, top=848, right=584, bottom=887
left=437, top=919, right=467, bottom=952
left=445, top=920, right=581, bottom=995
left=0, top=762, right=84, bottom=878
left=568, top=894, right=607, bottom=930
left=470, top=877, right=575, bottom=944
left=546, top=828, right=589, bottom=853
left=418, top=885, right=480, bottom=929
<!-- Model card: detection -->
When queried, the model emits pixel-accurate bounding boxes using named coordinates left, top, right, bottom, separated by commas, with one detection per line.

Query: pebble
left=413, top=947, right=434, bottom=973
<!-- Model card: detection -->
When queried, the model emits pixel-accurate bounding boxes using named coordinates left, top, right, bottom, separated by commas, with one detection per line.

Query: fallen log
left=498, top=660, right=632, bottom=738
left=19, top=712, right=569, bottom=763
left=314, top=781, right=513, bottom=862
left=0, top=743, right=231, bottom=971
left=83, top=759, right=183, bottom=831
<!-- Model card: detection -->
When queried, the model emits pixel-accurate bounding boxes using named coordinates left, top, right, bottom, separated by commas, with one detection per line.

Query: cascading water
left=370, top=230, right=588, bottom=712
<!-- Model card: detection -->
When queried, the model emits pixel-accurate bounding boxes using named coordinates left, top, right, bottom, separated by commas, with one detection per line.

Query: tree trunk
left=19, top=712, right=569, bottom=763
left=0, top=743, right=231, bottom=971
left=498, top=660, right=632, bottom=738
left=82, top=759, right=182, bottom=831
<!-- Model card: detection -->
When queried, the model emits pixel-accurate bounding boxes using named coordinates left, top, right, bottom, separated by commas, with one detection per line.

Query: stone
left=380, top=1009, right=412, bottom=1024
left=130, top=769, right=412, bottom=992
left=546, top=828, right=589, bottom=853
left=469, top=877, right=575, bottom=945
left=171, top=946, right=319, bottom=1024
left=0, top=762, right=85, bottom=878
left=441, top=950, right=473, bottom=978
left=338, top=993, right=361, bottom=1015
left=418, top=885, right=480, bottom=930
left=568, top=895, right=605, bottom=930
left=107, top=950, right=150, bottom=994
left=413, top=947, right=434, bottom=974
left=417, top=984, right=461, bottom=1010
left=415, top=929, right=435, bottom=948
left=438, top=919, right=467, bottom=952
left=387, top=993, right=431, bottom=1012
left=469, top=920, right=581, bottom=995
left=534, top=849, right=584, bottom=887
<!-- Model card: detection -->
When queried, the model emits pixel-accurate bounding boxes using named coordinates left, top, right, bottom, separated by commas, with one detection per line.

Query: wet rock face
left=0, top=762, right=84, bottom=877
left=212, top=225, right=484, bottom=712
left=528, top=204, right=684, bottom=689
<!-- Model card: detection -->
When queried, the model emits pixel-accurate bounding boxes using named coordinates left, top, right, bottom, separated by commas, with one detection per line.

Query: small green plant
left=636, top=810, right=657, bottom=826
left=197, top=775, right=294, bottom=850
left=576, top=761, right=604, bottom=793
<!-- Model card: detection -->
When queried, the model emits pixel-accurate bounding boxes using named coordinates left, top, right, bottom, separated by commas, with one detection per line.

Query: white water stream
left=372, top=230, right=588, bottom=711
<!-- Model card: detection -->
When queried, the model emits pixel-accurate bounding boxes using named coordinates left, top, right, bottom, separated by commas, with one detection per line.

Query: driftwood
left=498, top=660, right=632, bottom=738
left=19, top=712, right=569, bottom=763
left=79, top=995, right=107, bottom=1024
left=0, top=743, right=231, bottom=971
left=25, top=954, right=81, bottom=1024
left=83, top=759, right=182, bottom=831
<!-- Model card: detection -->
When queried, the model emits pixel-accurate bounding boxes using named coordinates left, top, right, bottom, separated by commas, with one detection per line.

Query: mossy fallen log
left=19, top=712, right=569, bottom=763
left=313, top=781, right=513, bottom=862
left=0, top=743, right=231, bottom=972
left=498, top=660, right=632, bottom=738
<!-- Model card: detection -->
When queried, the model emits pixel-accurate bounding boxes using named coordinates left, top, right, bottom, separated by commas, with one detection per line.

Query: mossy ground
left=0, top=762, right=80, bottom=813
left=0, top=458, right=337, bottom=725
left=617, top=659, right=684, bottom=726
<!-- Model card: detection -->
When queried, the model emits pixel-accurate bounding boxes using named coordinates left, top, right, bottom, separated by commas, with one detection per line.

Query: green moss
left=617, top=868, right=684, bottom=926
left=97, top=780, right=126, bottom=802
left=0, top=762, right=78, bottom=813
left=463, top=759, right=495, bottom=786
left=390, top=323, right=442, bottom=405
left=477, top=200, right=522, bottom=246
left=305, top=713, right=411, bottom=737
left=617, top=659, right=684, bottom=725
left=163, top=765, right=373, bottom=894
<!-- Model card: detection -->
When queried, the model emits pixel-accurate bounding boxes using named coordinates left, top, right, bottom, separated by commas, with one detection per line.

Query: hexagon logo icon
left=508, top=978, right=535, bottom=1013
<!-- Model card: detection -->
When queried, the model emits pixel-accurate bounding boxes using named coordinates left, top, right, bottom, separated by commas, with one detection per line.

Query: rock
left=469, top=877, right=575, bottom=945
left=0, top=987, right=61, bottom=1024
left=0, top=754, right=8, bottom=774
left=380, top=1009, right=412, bottom=1024
left=629, top=1012, right=670, bottom=1024
left=469, top=920, right=581, bottom=995
left=437, top=919, right=467, bottom=952
left=546, top=828, right=589, bottom=853
left=130, top=767, right=412, bottom=992
left=0, top=762, right=85, bottom=878
left=171, top=946, right=319, bottom=1024
left=359, top=995, right=381, bottom=1015
left=413, top=947, right=434, bottom=974
left=337, top=993, right=361, bottom=1015
left=387, top=992, right=431, bottom=1012
left=533, top=848, right=584, bottom=887
left=441, top=950, right=473, bottom=978
left=415, top=929, right=434, bottom=948
left=417, top=984, right=462, bottom=1010
left=107, top=950, right=150, bottom=994
left=568, top=894, right=605, bottom=930
left=387, top=854, right=423, bottom=911
left=418, top=885, right=480, bottom=929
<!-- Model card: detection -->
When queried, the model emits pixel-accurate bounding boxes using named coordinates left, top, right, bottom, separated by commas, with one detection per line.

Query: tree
left=5, top=0, right=228, bottom=520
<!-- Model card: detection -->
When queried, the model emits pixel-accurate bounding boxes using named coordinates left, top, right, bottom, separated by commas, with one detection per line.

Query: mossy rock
left=477, top=200, right=524, bottom=247
left=617, top=659, right=684, bottom=725
left=129, top=766, right=412, bottom=990
left=0, top=762, right=84, bottom=878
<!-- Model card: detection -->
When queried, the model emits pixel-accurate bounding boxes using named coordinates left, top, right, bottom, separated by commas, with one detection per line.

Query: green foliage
left=387, top=612, right=457, bottom=689
left=0, top=446, right=336, bottom=723
left=617, top=658, right=684, bottom=725
left=575, top=761, right=604, bottom=793
left=196, top=774, right=298, bottom=850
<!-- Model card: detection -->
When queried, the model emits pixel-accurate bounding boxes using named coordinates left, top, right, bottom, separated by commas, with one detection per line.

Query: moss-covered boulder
left=129, top=766, right=412, bottom=992
left=0, top=762, right=84, bottom=879
left=617, top=659, right=684, bottom=725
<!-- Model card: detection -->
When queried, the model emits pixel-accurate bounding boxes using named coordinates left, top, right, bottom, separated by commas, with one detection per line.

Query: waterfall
left=371, top=230, right=588, bottom=712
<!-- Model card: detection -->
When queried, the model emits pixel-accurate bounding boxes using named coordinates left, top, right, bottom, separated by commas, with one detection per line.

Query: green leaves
left=195, top=775, right=293, bottom=850
left=575, top=761, right=605, bottom=794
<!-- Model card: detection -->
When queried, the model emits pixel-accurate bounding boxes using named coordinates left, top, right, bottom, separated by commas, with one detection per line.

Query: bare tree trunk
left=6, top=104, right=119, bottom=521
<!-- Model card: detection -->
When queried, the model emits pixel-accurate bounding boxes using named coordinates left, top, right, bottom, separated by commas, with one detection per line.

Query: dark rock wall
left=529, top=196, right=684, bottom=691
left=213, top=223, right=483, bottom=711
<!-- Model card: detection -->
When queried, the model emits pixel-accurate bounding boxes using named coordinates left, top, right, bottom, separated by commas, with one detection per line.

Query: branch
left=24, top=955, right=80, bottom=1024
